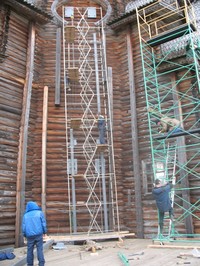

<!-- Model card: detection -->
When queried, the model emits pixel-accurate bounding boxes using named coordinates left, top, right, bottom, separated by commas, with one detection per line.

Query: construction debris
left=129, top=251, right=144, bottom=256
left=116, top=237, right=124, bottom=248
left=180, top=248, right=200, bottom=258
left=175, top=248, right=200, bottom=265
left=176, top=262, right=191, bottom=265
left=84, top=240, right=103, bottom=252
left=118, top=250, right=144, bottom=265
left=52, top=242, right=66, bottom=250
left=118, top=252, right=130, bottom=266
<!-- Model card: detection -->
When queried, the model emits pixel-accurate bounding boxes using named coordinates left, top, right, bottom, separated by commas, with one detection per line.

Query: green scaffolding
left=136, top=0, right=200, bottom=242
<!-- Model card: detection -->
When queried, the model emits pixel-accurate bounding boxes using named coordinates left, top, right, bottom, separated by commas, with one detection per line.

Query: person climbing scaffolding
left=97, top=114, right=106, bottom=144
left=148, top=107, right=183, bottom=135
left=152, top=179, right=174, bottom=235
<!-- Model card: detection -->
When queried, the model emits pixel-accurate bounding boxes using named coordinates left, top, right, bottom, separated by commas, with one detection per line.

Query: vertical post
left=15, top=22, right=36, bottom=247
left=55, top=27, right=61, bottom=106
left=42, top=86, right=48, bottom=215
left=94, top=33, right=101, bottom=113
left=70, top=128, right=77, bottom=233
left=171, top=73, right=194, bottom=234
left=127, top=26, right=144, bottom=238
left=107, top=67, right=113, bottom=124
left=101, top=152, right=108, bottom=231
left=94, top=30, right=109, bottom=231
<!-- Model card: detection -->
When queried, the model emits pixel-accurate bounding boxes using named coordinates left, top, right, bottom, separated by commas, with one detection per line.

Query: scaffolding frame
left=137, top=0, right=200, bottom=242
left=62, top=6, right=120, bottom=236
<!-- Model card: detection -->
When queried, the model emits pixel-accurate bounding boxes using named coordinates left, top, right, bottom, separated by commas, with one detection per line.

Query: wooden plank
left=153, top=128, right=200, bottom=140
left=65, top=26, right=76, bottom=43
left=15, top=22, right=36, bottom=248
left=55, top=28, right=61, bottom=106
left=107, top=67, right=113, bottom=123
left=70, top=118, right=82, bottom=129
left=42, top=86, right=48, bottom=214
left=72, top=174, right=84, bottom=179
left=127, top=27, right=143, bottom=238
left=149, top=244, right=200, bottom=249
left=96, top=144, right=108, bottom=152
left=48, top=231, right=135, bottom=242
left=147, top=23, right=196, bottom=47
left=68, top=68, right=79, bottom=82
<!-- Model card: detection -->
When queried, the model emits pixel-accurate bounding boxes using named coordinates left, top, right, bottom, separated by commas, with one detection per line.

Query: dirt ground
left=2, top=238, right=200, bottom=266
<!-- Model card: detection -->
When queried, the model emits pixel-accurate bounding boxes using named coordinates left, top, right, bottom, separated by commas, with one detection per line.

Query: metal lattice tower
left=137, top=0, right=200, bottom=241
left=62, top=6, right=119, bottom=235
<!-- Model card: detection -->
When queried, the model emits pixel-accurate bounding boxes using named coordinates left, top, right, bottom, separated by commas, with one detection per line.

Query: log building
left=0, top=0, right=200, bottom=248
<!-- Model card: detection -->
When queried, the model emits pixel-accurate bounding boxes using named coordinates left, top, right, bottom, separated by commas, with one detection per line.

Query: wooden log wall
left=106, top=22, right=155, bottom=238
left=1, top=0, right=200, bottom=247
left=106, top=28, right=125, bottom=230
left=0, top=0, right=151, bottom=247
left=38, top=0, right=118, bottom=235
left=105, top=2, right=200, bottom=238
left=39, top=21, right=69, bottom=234
left=106, top=25, right=151, bottom=237
left=0, top=8, right=29, bottom=246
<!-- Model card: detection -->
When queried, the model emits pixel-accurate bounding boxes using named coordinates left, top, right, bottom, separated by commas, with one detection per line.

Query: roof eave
left=107, top=10, right=137, bottom=30
left=2, top=0, right=53, bottom=24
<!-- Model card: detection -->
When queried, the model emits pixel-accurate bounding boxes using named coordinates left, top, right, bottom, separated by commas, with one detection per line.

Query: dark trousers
left=27, top=234, right=45, bottom=266
left=158, top=208, right=173, bottom=234
left=168, top=127, right=183, bottom=135
left=99, top=127, right=105, bottom=144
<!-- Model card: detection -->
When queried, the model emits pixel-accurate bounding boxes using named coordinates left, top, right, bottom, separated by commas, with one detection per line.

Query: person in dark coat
left=152, top=179, right=174, bottom=235
left=22, top=201, right=47, bottom=266
left=97, top=114, right=106, bottom=144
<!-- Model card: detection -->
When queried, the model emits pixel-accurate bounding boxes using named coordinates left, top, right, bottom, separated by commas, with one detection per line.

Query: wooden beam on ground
left=48, top=231, right=135, bottom=242
left=149, top=244, right=200, bottom=249
left=42, top=86, right=48, bottom=215
left=15, top=22, right=36, bottom=248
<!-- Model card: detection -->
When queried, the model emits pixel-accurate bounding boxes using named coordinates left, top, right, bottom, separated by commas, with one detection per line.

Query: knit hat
left=155, top=179, right=161, bottom=185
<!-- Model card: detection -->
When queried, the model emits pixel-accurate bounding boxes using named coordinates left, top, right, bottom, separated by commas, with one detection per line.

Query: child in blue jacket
left=22, top=201, right=47, bottom=266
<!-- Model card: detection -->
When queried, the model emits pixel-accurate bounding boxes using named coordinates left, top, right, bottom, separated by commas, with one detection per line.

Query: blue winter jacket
left=22, top=201, right=47, bottom=237
left=152, top=184, right=172, bottom=212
